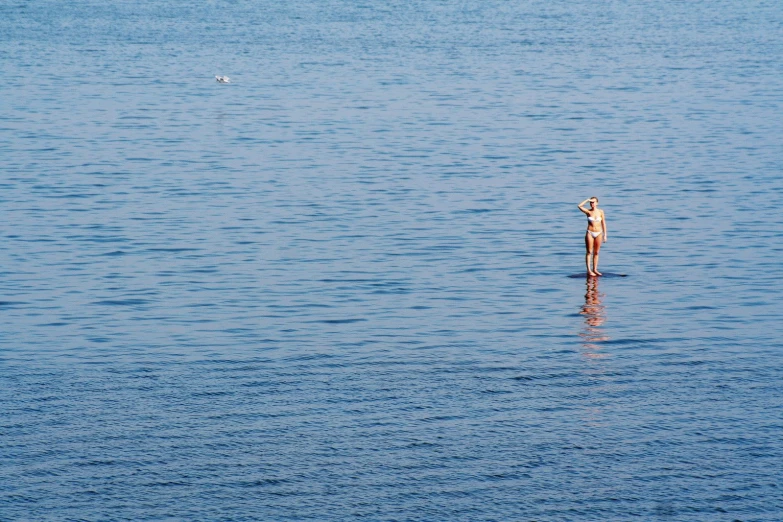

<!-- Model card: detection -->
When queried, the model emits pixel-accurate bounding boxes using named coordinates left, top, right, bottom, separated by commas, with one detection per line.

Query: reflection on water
left=579, top=276, right=610, bottom=358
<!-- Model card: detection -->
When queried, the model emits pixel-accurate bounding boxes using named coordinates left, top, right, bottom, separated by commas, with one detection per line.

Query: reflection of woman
left=578, top=197, right=607, bottom=276
left=581, top=277, right=606, bottom=329
left=580, top=277, right=609, bottom=355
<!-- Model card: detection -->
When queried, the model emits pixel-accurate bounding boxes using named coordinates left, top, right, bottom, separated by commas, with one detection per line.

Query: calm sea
left=2, top=1, right=782, bottom=520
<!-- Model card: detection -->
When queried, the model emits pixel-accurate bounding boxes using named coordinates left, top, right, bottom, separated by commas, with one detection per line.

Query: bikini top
left=587, top=215, right=602, bottom=223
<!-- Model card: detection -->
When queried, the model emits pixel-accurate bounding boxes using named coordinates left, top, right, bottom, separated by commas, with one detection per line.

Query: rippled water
left=2, top=1, right=783, bottom=519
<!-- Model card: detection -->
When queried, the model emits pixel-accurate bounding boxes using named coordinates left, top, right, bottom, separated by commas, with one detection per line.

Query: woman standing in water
left=578, top=197, right=607, bottom=276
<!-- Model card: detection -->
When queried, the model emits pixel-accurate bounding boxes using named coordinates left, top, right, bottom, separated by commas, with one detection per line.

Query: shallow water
left=2, top=0, right=783, bottom=520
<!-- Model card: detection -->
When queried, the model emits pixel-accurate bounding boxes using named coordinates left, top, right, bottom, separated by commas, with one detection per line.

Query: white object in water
left=215, top=76, right=230, bottom=84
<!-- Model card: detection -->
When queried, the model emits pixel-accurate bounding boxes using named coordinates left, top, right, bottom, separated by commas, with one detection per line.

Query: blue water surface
left=1, top=1, right=782, bottom=520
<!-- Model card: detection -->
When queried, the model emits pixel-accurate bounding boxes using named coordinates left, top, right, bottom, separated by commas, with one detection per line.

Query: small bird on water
left=215, top=76, right=230, bottom=84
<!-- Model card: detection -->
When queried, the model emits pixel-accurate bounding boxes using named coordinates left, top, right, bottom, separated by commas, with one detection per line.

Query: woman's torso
left=586, top=210, right=603, bottom=232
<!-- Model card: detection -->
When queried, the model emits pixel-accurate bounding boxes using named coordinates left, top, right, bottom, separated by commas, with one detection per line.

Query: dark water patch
left=659, top=359, right=708, bottom=367
left=452, top=208, right=497, bottom=214
left=0, top=301, right=26, bottom=308
left=601, top=338, right=668, bottom=346
left=237, top=478, right=291, bottom=488
left=91, top=299, right=150, bottom=306
left=282, top=353, right=336, bottom=362
left=318, top=278, right=377, bottom=283
left=146, top=248, right=201, bottom=253
left=268, top=303, right=332, bottom=310
left=311, top=318, right=367, bottom=325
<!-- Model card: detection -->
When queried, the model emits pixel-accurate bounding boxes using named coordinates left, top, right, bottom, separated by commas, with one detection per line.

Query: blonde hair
left=590, top=197, right=599, bottom=204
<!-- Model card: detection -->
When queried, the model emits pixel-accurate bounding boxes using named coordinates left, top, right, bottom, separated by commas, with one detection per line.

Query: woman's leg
left=585, top=233, right=596, bottom=276
left=592, top=235, right=603, bottom=275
